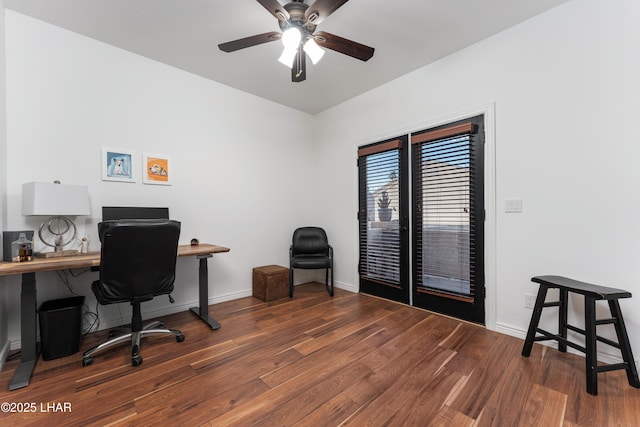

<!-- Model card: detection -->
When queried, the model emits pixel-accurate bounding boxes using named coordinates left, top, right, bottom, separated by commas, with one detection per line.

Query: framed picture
left=142, top=153, right=171, bottom=185
left=102, top=147, right=136, bottom=182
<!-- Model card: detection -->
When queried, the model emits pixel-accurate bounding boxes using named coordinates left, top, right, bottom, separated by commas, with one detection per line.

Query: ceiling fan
left=218, top=0, right=374, bottom=82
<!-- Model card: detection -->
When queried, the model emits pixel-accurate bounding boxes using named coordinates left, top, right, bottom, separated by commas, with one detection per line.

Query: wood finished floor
left=1, top=283, right=639, bottom=426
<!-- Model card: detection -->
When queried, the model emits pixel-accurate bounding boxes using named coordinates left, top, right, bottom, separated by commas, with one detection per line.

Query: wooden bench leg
left=608, top=300, right=640, bottom=389
left=522, top=285, right=549, bottom=357
left=585, top=296, right=598, bottom=395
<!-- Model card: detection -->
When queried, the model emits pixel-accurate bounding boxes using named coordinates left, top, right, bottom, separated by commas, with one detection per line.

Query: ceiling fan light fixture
left=278, top=46, right=298, bottom=68
left=280, top=26, right=302, bottom=49
left=278, top=26, right=303, bottom=68
left=219, top=0, right=375, bottom=82
left=303, top=38, right=325, bottom=64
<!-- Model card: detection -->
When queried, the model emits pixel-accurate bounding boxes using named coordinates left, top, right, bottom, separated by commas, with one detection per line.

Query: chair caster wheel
left=176, top=333, right=185, bottom=343
left=82, top=357, right=93, bottom=367
left=132, top=355, right=143, bottom=366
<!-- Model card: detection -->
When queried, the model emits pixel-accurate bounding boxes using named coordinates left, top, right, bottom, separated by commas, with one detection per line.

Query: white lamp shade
left=278, top=46, right=298, bottom=68
left=281, top=27, right=302, bottom=49
left=303, top=38, right=325, bottom=64
left=22, top=182, right=90, bottom=216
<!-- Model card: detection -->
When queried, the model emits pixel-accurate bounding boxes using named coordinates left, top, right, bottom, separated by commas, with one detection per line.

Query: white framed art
left=101, top=147, right=136, bottom=182
left=142, top=153, right=171, bottom=185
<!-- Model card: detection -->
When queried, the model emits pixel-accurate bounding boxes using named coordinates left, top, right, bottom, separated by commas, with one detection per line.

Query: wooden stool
left=522, top=275, right=640, bottom=395
left=252, top=265, right=289, bottom=302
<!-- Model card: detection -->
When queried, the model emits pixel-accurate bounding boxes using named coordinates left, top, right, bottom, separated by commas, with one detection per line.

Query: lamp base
left=35, top=250, right=80, bottom=258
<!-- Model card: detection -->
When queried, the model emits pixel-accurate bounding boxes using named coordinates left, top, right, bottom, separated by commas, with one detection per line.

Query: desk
left=0, top=243, right=230, bottom=391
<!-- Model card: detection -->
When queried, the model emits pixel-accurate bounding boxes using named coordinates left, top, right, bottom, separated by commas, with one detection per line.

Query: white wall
left=314, top=0, right=640, bottom=362
left=3, top=10, right=316, bottom=347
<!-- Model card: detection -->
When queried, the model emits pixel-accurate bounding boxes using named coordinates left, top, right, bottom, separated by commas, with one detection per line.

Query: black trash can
left=38, top=296, right=85, bottom=360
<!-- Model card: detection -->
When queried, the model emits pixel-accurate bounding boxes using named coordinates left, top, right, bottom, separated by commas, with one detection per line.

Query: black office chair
left=82, top=219, right=185, bottom=367
left=289, top=226, right=334, bottom=297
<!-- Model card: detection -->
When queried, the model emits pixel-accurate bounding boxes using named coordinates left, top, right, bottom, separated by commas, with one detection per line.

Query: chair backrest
left=97, top=219, right=181, bottom=301
left=291, top=227, right=329, bottom=256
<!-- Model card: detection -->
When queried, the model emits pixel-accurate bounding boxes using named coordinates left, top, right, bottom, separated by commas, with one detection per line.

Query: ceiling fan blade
left=256, top=0, right=290, bottom=21
left=218, top=32, right=281, bottom=53
left=305, top=0, right=349, bottom=25
left=314, top=31, right=374, bottom=61
left=292, top=48, right=306, bottom=82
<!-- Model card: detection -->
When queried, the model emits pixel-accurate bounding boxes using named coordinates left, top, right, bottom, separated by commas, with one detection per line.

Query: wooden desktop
left=0, top=243, right=230, bottom=391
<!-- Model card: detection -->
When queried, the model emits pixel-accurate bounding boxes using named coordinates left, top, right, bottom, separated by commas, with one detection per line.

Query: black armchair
left=82, top=219, right=184, bottom=367
left=289, top=226, right=334, bottom=297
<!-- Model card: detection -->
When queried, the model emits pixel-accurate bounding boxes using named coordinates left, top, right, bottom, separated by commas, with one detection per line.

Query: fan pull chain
left=295, top=46, right=304, bottom=79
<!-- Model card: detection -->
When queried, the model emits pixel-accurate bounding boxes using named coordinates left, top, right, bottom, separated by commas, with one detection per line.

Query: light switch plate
left=505, top=199, right=523, bottom=213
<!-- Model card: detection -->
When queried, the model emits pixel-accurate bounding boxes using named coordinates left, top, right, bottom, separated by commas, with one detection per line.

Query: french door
left=358, top=116, right=485, bottom=324
left=357, top=136, right=410, bottom=304
left=411, top=116, right=484, bottom=324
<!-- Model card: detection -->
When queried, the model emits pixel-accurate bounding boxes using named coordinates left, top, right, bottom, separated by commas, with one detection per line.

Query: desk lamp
left=22, top=181, right=90, bottom=257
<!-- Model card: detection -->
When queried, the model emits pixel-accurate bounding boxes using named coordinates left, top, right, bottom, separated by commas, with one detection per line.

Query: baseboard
left=209, top=289, right=253, bottom=304
left=291, top=273, right=355, bottom=293
left=334, top=280, right=355, bottom=293
left=494, top=321, right=639, bottom=371
left=0, top=339, right=10, bottom=372
left=88, top=292, right=252, bottom=333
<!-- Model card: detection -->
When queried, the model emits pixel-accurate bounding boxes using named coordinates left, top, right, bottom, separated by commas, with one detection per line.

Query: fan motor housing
left=279, top=1, right=317, bottom=34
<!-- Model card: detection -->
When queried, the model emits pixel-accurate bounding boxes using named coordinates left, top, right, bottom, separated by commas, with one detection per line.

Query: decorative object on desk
left=190, top=238, right=199, bottom=246
left=377, top=191, right=392, bottom=221
left=22, top=181, right=91, bottom=257
left=80, top=237, right=89, bottom=253
left=142, top=153, right=171, bottom=185
left=11, top=232, right=33, bottom=262
left=2, top=230, right=34, bottom=262
left=102, top=147, right=136, bottom=182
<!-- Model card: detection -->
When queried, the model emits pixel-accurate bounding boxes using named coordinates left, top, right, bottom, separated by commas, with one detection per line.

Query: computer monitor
left=102, top=206, right=170, bottom=221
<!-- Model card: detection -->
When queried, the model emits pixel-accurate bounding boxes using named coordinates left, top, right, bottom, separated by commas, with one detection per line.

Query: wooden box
left=252, top=265, right=289, bottom=301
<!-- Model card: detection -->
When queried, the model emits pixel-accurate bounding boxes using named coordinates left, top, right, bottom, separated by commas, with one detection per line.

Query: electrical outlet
left=524, top=294, right=536, bottom=309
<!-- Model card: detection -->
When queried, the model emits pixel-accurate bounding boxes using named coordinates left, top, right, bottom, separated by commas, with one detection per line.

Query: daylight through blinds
left=358, top=143, right=402, bottom=287
left=412, top=123, right=477, bottom=299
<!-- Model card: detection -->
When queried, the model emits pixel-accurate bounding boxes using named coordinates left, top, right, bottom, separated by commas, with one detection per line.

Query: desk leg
left=9, top=272, right=39, bottom=390
left=189, top=254, right=220, bottom=330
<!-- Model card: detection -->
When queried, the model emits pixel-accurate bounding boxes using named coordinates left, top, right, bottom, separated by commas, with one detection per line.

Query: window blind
left=358, top=140, right=402, bottom=287
left=412, top=123, right=478, bottom=300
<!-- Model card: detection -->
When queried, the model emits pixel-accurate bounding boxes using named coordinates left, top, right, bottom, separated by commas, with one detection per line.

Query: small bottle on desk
left=80, top=237, right=89, bottom=253
left=12, top=233, right=33, bottom=262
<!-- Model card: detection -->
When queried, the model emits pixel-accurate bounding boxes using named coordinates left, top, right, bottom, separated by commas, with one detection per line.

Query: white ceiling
left=5, top=0, right=570, bottom=114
